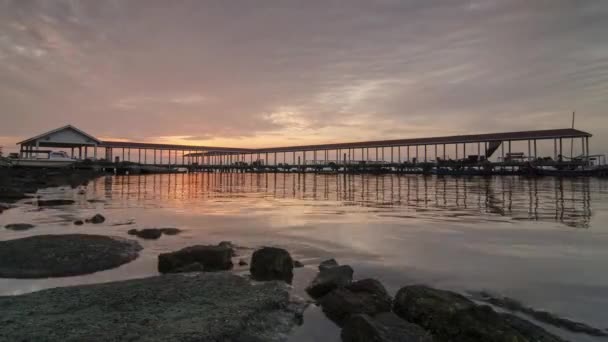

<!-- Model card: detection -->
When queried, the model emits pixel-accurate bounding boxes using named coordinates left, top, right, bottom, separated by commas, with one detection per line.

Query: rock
left=319, top=278, right=392, bottom=324
left=0, top=272, right=307, bottom=342
left=159, top=227, right=181, bottom=235
left=219, top=240, right=237, bottom=256
left=475, top=292, right=608, bottom=337
left=4, top=223, right=35, bottom=231
left=394, top=285, right=565, bottom=342
left=319, top=258, right=339, bottom=271
left=158, top=244, right=233, bottom=273
left=87, top=199, right=105, bottom=203
left=173, top=262, right=206, bottom=273
left=73, top=220, right=84, bottom=226
left=250, top=247, right=294, bottom=283
left=294, top=260, right=304, bottom=268
left=37, top=199, right=75, bottom=206
left=132, top=228, right=162, bottom=240
left=128, top=228, right=183, bottom=239
left=306, top=265, right=354, bottom=298
left=239, top=259, right=248, bottom=266
left=0, top=188, right=31, bottom=202
left=0, top=234, right=142, bottom=278
left=85, top=213, right=105, bottom=224
left=342, top=313, right=433, bottom=342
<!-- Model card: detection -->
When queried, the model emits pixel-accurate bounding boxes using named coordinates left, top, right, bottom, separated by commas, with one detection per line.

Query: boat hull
left=12, top=160, right=75, bottom=168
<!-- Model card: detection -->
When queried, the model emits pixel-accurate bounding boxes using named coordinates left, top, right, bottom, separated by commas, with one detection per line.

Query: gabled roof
left=18, top=125, right=102, bottom=145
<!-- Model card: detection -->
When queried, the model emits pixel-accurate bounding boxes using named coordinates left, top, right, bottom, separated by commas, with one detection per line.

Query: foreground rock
left=394, top=285, right=566, bottom=342
left=319, top=278, right=392, bottom=324
left=342, top=312, right=433, bottom=342
left=128, top=228, right=182, bottom=240
left=306, top=260, right=353, bottom=298
left=158, top=243, right=233, bottom=273
left=475, top=292, right=608, bottom=337
left=4, top=223, right=35, bottom=231
left=0, top=272, right=307, bottom=342
left=250, top=247, right=294, bottom=283
left=0, top=234, right=142, bottom=278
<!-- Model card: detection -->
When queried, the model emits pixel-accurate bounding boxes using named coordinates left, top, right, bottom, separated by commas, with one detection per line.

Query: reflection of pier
left=16, top=126, right=603, bottom=176
left=95, top=173, right=596, bottom=229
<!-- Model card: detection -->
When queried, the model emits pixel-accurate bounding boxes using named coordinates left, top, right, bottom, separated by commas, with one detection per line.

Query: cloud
left=0, top=0, right=607, bottom=153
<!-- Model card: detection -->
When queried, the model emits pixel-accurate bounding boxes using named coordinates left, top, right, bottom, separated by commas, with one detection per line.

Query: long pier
left=16, top=125, right=606, bottom=176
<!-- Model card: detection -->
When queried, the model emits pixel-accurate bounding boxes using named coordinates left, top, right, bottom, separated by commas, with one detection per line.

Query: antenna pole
left=570, top=111, right=575, bottom=159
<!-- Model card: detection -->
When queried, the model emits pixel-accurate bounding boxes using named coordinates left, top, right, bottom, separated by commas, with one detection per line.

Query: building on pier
left=16, top=125, right=594, bottom=169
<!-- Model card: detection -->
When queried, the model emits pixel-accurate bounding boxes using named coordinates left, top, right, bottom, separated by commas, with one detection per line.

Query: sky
left=1, top=0, right=607, bottom=154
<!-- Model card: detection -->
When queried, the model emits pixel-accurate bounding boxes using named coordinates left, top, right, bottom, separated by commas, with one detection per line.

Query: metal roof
left=245, top=128, right=592, bottom=153
left=18, top=125, right=102, bottom=145
left=99, top=140, right=253, bottom=153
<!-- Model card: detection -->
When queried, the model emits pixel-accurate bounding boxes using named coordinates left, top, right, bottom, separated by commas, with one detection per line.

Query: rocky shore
left=0, top=167, right=100, bottom=203
left=0, top=272, right=307, bottom=342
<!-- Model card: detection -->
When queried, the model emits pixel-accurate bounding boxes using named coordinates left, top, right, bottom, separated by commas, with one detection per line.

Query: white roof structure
left=18, top=125, right=101, bottom=147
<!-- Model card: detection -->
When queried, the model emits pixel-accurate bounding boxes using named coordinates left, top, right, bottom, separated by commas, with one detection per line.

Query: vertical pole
left=533, top=139, right=537, bottom=159
left=553, top=139, right=557, bottom=160
left=424, top=145, right=427, bottom=162
left=435, top=145, right=438, bottom=162
left=477, top=142, right=480, bottom=157
left=407, top=146, right=410, bottom=162
left=443, top=144, right=446, bottom=160
left=398, top=146, right=401, bottom=163
left=391, top=146, right=394, bottom=163
left=559, top=138, right=563, bottom=161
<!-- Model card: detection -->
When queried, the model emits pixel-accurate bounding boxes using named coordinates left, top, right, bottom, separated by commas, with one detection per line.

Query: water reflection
left=94, top=173, right=600, bottom=229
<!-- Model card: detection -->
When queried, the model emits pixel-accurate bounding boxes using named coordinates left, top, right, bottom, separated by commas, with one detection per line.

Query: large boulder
left=0, top=272, right=308, bottom=342
left=0, top=234, right=142, bottom=278
left=250, top=247, right=294, bottom=283
left=158, top=244, right=233, bottom=273
left=306, top=264, right=354, bottom=298
left=4, top=223, right=35, bottom=231
left=319, top=278, right=392, bottom=324
left=393, top=285, right=565, bottom=342
left=342, top=312, right=433, bottom=342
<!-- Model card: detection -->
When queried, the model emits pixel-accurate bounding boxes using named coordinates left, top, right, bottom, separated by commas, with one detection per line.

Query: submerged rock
left=320, top=278, right=392, bottom=324
left=0, top=234, right=142, bottom=278
left=475, top=292, right=608, bottom=337
left=128, top=228, right=183, bottom=240
left=37, top=199, right=75, bottom=206
left=0, top=272, right=307, bottom=342
left=250, top=247, right=294, bottom=283
left=342, top=312, right=433, bottom=342
left=128, top=228, right=162, bottom=240
left=85, top=213, right=105, bottom=224
left=306, top=264, right=354, bottom=298
left=73, top=220, right=84, bottom=226
left=393, top=285, right=566, bottom=342
left=158, top=244, right=233, bottom=273
left=239, top=259, right=248, bottom=266
left=4, top=223, right=35, bottom=231
left=159, top=227, right=181, bottom=235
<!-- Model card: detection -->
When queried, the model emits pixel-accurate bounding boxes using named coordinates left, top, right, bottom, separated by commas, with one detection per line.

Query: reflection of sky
left=1, top=174, right=608, bottom=341
left=93, top=173, right=599, bottom=229
left=1, top=1, right=608, bottom=154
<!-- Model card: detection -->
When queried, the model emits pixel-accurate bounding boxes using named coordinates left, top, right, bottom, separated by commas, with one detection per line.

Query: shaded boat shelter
left=17, top=125, right=592, bottom=166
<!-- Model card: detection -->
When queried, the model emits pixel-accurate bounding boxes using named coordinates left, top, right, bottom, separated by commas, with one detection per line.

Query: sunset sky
left=1, top=1, right=607, bottom=153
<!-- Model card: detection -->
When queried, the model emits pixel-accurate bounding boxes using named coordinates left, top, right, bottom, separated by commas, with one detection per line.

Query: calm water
left=1, top=173, right=608, bottom=341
